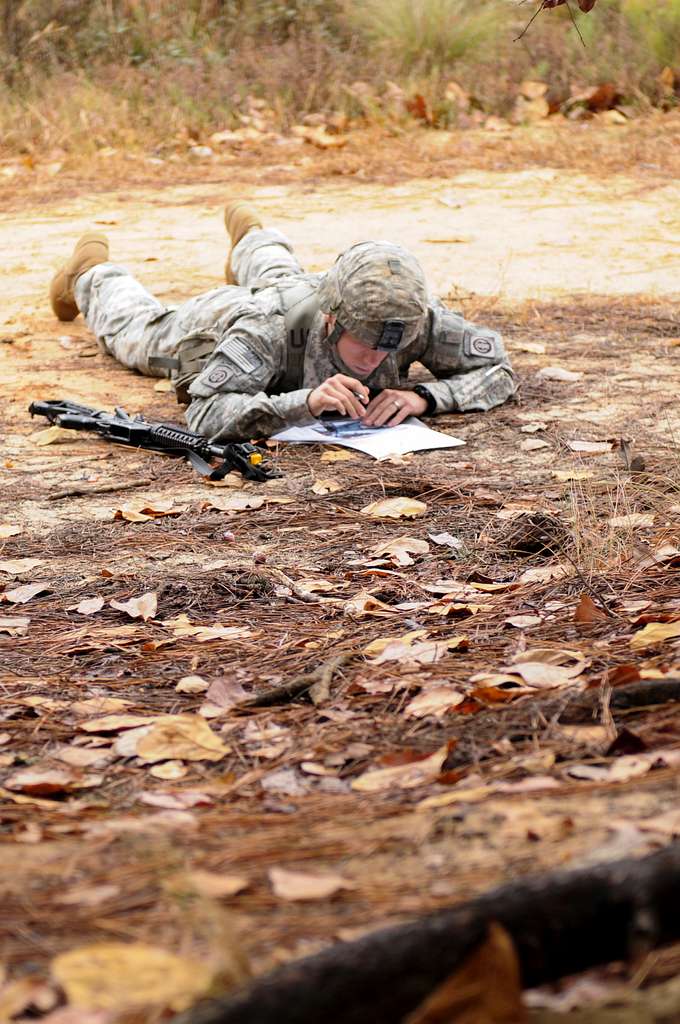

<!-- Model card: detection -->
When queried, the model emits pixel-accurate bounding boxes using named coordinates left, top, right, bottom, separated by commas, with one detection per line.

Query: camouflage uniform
left=75, top=228, right=516, bottom=442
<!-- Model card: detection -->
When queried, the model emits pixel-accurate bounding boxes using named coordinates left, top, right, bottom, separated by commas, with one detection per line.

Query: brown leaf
left=574, top=594, right=608, bottom=623
left=290, top=125, right=348, bottom=149
left=405, top=93, right=433, bottom=124
left=109, top=592, right=157, bottom=621
left=149, top=760, right=188, bottom=780
left=269, top=866, right=356, bottom=901
left=135, top=713, right=230, bottom=763
left=360, top=497, right=427, bottom=519
left=404, top=922, right=524, bottom=1024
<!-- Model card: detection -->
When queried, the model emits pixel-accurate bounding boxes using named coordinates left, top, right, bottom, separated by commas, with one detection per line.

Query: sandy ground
left=2, top=139, right=680, bottom=1020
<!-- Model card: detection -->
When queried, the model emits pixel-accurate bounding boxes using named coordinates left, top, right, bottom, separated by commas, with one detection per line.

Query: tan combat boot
left=224, top=200, right=262, bottom=284
left=49, top=232, right=110, bottom=321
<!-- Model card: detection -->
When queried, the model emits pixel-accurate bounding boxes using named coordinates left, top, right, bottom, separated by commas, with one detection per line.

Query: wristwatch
left=412, top=384, right=437, bottom=415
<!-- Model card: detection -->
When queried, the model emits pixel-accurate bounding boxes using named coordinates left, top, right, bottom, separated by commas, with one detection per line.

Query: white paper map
left=272, top=417, right=465, bottom=459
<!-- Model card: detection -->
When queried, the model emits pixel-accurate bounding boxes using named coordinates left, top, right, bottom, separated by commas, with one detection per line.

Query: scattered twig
left=46, top=477, right=153, bottom=500
left=242, top=653, right=355, bottom=708
left=565, top=0, right=587, bottom=46
left=514, top=2, right=544, bottom=42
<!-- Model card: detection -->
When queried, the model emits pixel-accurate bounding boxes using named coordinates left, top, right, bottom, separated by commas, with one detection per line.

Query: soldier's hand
left=307, top=375, right=369, bottom=419
left=362, top=389, right=427, bottom=428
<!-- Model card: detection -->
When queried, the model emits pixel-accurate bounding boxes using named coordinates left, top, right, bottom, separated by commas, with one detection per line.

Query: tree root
left=177, top=842, right=680, bottom=1024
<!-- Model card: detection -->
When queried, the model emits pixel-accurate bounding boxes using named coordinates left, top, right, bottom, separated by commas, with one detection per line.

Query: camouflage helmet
left=316, top=241, right=428, bottom=351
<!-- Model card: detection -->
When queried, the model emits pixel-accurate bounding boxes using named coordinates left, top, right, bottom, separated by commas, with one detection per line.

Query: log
left=178, top=843, right=680, bottom=1024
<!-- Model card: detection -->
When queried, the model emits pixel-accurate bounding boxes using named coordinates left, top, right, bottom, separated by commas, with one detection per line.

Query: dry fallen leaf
left=344, top=590, right=396, bottom=619
left=371, top=636, right=467, bottom=666
left=505, top=614, right=542, bottom=628
left=2, top=582, right=50, bottom=604
left=552, top=469, right=594, bottom=482
left=149, top=760, right=188, bottom=780
left=630, top=619, right=680, bottom=650
left=520, top=438, right=550, bottom=452
left=567, top=439, right=613, bottom=454
left=78, top=714, right=156, bottom=733
left=175, top=675, right=209, bottom=694
left=110, top=592, right=157, bottom=621
left=574, top=594, right=608, bottom=623
left=351, top=744, right=449, bottom=793
left=51, top=942, right=217, bottom=1013
left=161, top=615, right=254, bottom=644
left=311, top=478, right=342, bottom=495
left=204, top=492, right=265, bottom=512
left=0, top=524, right=22, bottom=539
left=320, top=449, right=356, bottom=463
left=31, top=425, right=77, bottom=446
left=360, top=497, right=427, bottom=519
left=57, top=885, right=121, bottom=908
left=404, top=687, right=465, bottom=718
left=269, top=866, right=356, bottom=901
left=370, top=535, right=429, bottom=567
left=175, top=870, right=249, bottom=899
left=70, top=596, right=105, bottom=616
left=404, top=922, right=524, bottom=1024
left=0, top=558, right=43, bottom=576
left=5, top=767, right=102, bottom=795
left=135, top=714, right=231, bottom=763
left=608, top=512, right=655, bottom=528
left=537, top=366, right=582, bottom=382
left=0, top=615, right=30, bottom=636
left=519, top=563, right=572, bottom=584
left=199, top=677, right=249, bottom=717
left=113, top=498, right=182, bottom=522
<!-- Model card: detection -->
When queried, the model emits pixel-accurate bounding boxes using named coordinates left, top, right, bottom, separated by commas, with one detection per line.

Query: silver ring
left=393, top=400, right=401, bottom=409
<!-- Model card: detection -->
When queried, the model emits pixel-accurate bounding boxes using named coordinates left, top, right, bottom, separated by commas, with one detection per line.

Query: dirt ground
left=2, top=123, right=680, bottom=1020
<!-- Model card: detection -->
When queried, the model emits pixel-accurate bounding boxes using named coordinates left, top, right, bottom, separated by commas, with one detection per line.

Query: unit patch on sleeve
left=463, top=330, right=497, bottom=359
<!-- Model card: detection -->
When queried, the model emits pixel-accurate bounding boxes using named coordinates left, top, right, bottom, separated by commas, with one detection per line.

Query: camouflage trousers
left=74, top=228, right=303, bottom=376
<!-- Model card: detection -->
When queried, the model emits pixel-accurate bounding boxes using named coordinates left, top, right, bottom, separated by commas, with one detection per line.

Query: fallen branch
left=47, top=477, right=153, bottom=500
left=562, top=679, right=680, bottom=721
left=242, top=652, right=354, bottom=708
left=178, top=842, right=680, bottom=1024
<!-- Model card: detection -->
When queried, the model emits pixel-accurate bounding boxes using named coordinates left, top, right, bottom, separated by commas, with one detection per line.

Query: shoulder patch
left=463, top=330, right=497, bottom=360
left=222, top=338, right=263, bottom=374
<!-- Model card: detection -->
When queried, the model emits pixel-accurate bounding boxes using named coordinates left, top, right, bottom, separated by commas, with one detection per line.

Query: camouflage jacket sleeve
left=417, top=303, right=517, bottom=413
left=184, top=312, right=315, bottom=442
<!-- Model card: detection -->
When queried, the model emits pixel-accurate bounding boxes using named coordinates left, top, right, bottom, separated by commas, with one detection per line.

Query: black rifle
left=28, top=400, right=277, bottom=482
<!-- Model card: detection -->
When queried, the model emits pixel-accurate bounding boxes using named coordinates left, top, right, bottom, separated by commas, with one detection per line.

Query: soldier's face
left=337, top=333, right=388, bottom=376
